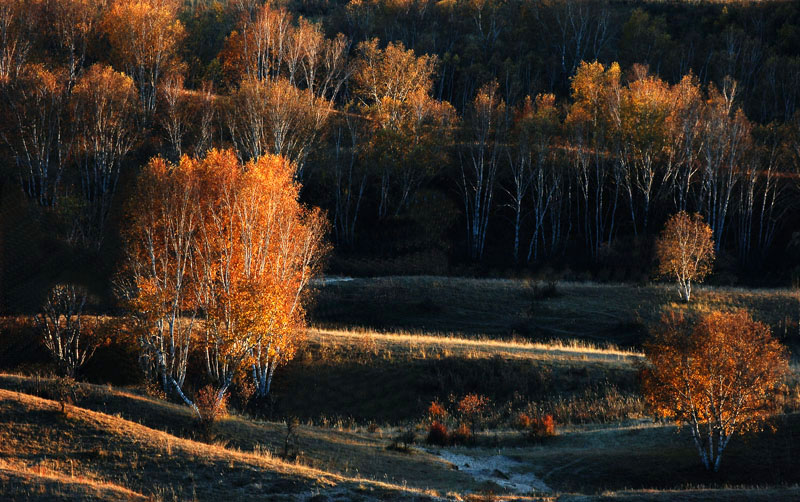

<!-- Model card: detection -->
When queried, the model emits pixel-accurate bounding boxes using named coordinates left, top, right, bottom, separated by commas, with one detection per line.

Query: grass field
left=3, top=277, right=800, bottom=500
left=312, top=277, right=800, bottom=348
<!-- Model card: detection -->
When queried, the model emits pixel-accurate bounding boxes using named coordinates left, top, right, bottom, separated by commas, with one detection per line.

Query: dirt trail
left=431, top=449, right=551, bottom=495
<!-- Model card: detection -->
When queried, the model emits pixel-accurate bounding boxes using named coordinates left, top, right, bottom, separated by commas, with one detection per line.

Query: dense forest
left=4, top=0, right=800, bottom=312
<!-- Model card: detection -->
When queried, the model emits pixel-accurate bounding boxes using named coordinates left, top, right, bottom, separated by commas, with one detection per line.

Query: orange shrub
left=458, top=393, right=489, bottom=437
left=426, top=421, right=449, bottom=446
left=427, top=400, right=448, bottom=422
left=450, top=423, right=472, bottom=445
left=515, top=412, right=534, bottom=430
left=195, top=385, right=228, bottom=437
left=528, top=414, right=556, bottom=439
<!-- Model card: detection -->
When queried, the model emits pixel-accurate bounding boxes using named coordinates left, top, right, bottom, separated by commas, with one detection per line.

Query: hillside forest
left=4, top=0, right=800, bottom=311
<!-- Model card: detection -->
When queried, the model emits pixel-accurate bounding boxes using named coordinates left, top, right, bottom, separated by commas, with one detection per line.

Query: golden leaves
left=642, top=309, right=789, bottom=435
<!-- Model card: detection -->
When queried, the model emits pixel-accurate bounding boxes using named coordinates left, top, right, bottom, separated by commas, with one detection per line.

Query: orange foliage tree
left=0, top=63, right=70, bottom=207
left=194, top=150, right=328, bottom=403
left=121, top=154, right=200, bottom=409
left=0, top=0, right=34, bottom=82
left=225, top=77, right=330, bottom=178
left=122, top=149, right=328, bottom=414
left=353, top=39, right=453, bottom=219
left=102, top=0, right=185, bottom=119
left=641, top=310, right=789, bottom=472
left=655, top=211, right=714, bottom=302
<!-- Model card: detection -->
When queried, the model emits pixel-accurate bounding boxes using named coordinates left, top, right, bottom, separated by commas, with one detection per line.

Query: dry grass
left=0, top=385, right=475, bottom=500
left=0, top=376, right=482, bottom=498
left=310, top=328, right=642, bottom=363
left=0, top=458, right=147, bottom=501
left=312, top=277, right=800, bottom=349
left=572, top=486, right=800, bottom=501
left=4, top=277, right=800, bottom=500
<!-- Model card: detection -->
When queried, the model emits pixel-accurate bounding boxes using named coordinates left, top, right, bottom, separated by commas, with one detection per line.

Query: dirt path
left=430, top=449, right=551, bottom=495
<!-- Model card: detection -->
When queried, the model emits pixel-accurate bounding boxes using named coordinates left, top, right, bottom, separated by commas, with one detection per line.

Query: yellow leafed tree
left=655, top=211, right=714, bottom=302
left=641, top=310, right=788, bottom=472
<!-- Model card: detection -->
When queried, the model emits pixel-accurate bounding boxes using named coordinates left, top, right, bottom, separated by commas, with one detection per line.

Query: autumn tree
left=122, top=149, right=327, bottom=413
left=459, top=81, right=507, bottom=261
left=505, top=93, right=563, bottom=263
left=656, top=211, right=714, bottom=302
left=71, top=64, right=138, bottom=248
left=102, top=0, right=185, bottom=119
left=33, top=283, right=99, bottom=379
left=666, top=73, right=703, bottom=214
left=698, top=79, right=751, bottom=251
left=157, top=73, right=188, bottom=160
left=120, top=155, right=200, bottom=409
left=193, top=149, right=328, bottom=405
left=328, top=110, right=368, bottom=247
left=0, top=0, right=34, bottom=82
left=222, top=3, right=349, bottom=103
left=353, top=39, right=451, bottom=219
left=1, top=63, right=71, bottom=207
left=613, top=65, right=673, bottom=236
left=43, top=0, right=104, bottom=84
left=225, top=77, right=330, bottom=179
left=641, top=310, right=789, bottom=472
left=566, top=60, right=620, bottom=261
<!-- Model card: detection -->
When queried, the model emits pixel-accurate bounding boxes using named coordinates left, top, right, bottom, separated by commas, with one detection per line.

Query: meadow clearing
left=2, top=277, right=800, bottom=500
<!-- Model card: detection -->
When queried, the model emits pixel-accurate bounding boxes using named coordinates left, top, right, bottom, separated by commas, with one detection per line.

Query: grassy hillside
left=312, top=278, right=800, bottom=348
left=274, top=328, right=643, bottom=424
left=3, top=376, right=800, bottom=501
left=0, top=382, right=480, bottom=501
left=4, top=278, right=800, bottom=500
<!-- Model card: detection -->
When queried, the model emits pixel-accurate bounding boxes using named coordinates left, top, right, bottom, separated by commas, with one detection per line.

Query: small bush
left=528, top=414, right=556, bottom=440
left=450, top=423, right=472, bottom=445
left=514, top=412, right=534, bottom=430
left=388, top=428, right=417, bottom=453
left=195, top=385, right=227, bottom=440
left=427, top=400, right=448, bottom=422
left=458, top=393, right=489, bottom=437
left=426, top=421, right=449, bottom=446
left=282, top=416, right=300, bottom=460
left=525, top=280, right=560, bottom=302
left=51, top=376, right=80, bottom=415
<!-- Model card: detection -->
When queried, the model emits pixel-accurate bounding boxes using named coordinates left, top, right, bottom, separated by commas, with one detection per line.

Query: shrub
left=195, top=385, right=227, bottom=439
left=426, top=421, right=449, bottom=446
left=427, top=400, right=448, bottom=423
left=458, top=393, right=489, bottom=437
left=450, top=423, right=472, bottom=445
left=282, top=416, right=300, bottom=460
left=388, top=428, right=416, bottom=453
left=51, top=376, right=80, bottom=415
left=514, top=412, right=534, bottom=430
left=528, top=414, right=556, bottom=440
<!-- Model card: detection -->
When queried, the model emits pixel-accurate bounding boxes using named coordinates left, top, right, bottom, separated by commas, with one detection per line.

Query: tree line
left=3, top=0, right=800, bottom=312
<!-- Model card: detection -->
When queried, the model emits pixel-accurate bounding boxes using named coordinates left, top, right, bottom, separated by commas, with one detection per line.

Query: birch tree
left=34, top=283, right=99, bottom=379
left=102, top=0, right=185, bottom=120
left=642, top=310, right=788, bottom=472
left=120, top=155, right=200, bottom=412
left=71, top=64, right=138, bottom=248
left=655, top=211, right=714, bottom=303
left=459, top=81, right=506, bottom=261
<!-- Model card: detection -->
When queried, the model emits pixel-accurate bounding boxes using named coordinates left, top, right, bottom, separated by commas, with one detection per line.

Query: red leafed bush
left=515, top=412, right=534, bottom=430
left=427, top=400, right=448, bottom=422
left=195, top=385, right=228, bottom=438
left=426, top=421, right=449, bottom=446
left=528, top=414, right=556, bottom=439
